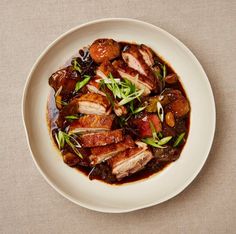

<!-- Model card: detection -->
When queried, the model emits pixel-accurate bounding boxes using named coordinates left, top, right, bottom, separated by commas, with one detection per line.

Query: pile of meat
left=48, top=39, right=190, bottom=182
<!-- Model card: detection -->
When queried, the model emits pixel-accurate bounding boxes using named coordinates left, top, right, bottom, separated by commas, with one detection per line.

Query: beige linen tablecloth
left=1, top=0, right=235, bottom=233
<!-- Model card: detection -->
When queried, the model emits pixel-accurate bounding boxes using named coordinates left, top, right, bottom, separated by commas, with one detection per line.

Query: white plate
left=22, top=18, right=215, bottom=213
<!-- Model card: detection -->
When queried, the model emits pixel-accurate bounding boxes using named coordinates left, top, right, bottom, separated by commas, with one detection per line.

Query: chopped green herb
left=75, top=75, right=91, bottom=92
left=162, top=64, right=166, bottom=78
left=65, top=115, right=79, bottom=120
left=154, top=70, right=163, bottom=81
left=173, top=132, right=186, bottom=147
left=118, top=89, right=144, bottom=106
left=55, top=131, right=65, bottom=149
left=99, top=80, right=115, bottom=107
left=149, top=121, right=157, bottom=140
left=55, top=131, right=83, bottom=158
left=158, top=136, right=172, bottom=146
left=132, top=105, right=146, bottom=114
left=99, top=72, right=144, bottom=106
left=158, top=132, right=163, bottom=139
left=72, top=58, right=81, bottom=73
left=141, top=138, right=166, bottom=148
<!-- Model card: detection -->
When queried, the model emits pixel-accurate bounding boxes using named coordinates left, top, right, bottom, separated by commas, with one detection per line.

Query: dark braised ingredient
left=79, top=129, right=124, bottom=147
left=153, top=146, right=180, bottom=162
left=164, top=73, right=178, bottom=84
left=89, top=39, right=120, bottom=64
left=167, top=96, right=190, bottom=118
left=97, top=60, right=120, bottom=77
left=63, top=152, right=81, bottom=167
left=49, top=66, right=78, bottom=96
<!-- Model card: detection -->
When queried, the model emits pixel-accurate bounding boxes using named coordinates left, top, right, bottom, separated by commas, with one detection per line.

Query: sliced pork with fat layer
left=80, top=129, right=124, bottom=147
left=69, top=114, right=114, bottom=133
left=77, top=93, right=111, bottom=115
left=108, top=143, right=153, bottom=180
left=89, top=136, right=135, bottom=165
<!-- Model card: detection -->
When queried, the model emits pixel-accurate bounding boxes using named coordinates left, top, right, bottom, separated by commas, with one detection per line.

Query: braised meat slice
left=89, top=136, right=135, bottom=165
left=97, top=60, right=120, bottom=77
left=49, top=66, right=78, bottom=95
left=69, top=114, right=114, bottom=133
left=122, top=45, right=161, bottom=93
left=122, top=45, right=152, bottom=76
left=80, top=129, right=124, bottom=147
left=77, top=93, right=111, bottom=115
left=112, top=60, right=152, bottom=95
left=108, top=144, right=153, bottom=180
left=139, top=44, right=155, bottom=67
left=86, top=76, right=105, bottom=96
left=89, top=39, right=120, bottom=64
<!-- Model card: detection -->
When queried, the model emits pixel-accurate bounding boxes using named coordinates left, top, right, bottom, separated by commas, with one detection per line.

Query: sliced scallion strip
left=65, top=115, right=79, bottom=120
left=75, top=75, right=91, bottom=92
left=55, top=130, right=65, bottom=149
left=157, top=101, right=164, bottom=122
left=173, top=132, right=186, bottom=147
left=132, top=105, right=146, bottom=114
left=72, top=59, right=81, bottom=73
left=149, top=121, right=157, bottom=140
left=118, top=89, right=144, bottom=106
left=162, top=64, right=166, bottom=78
left=55, top=130, right=83, bottom=158
left=158, top=136, right=172, bottom=146
left=141, top=138, right=166, bottom=148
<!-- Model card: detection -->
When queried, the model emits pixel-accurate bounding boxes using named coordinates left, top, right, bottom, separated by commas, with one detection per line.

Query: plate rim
left=22, top=17, right=216, bottom=213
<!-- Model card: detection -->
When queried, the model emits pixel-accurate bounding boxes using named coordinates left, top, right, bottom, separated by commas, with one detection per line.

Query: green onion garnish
left=65, top=115, right=79, bottom=120
left=141, top=138, right=166, bottom=148
left=158, top=136, right=172, bottom=146
left=157, top=102, right=164, bottom=122
left=55, top=131, right=83, bottom=158
left=75, top=75, right=91, bottom=92
left=173, top=132, right=186, bottom=147
left=72, top=59, right=82, bottom=73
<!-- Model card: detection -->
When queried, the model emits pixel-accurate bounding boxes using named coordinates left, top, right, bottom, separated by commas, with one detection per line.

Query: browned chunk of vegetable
left=168, top=96, right=190, bottom=118
left=89, top=39, right=120, bottom=64
left=164, top=73, right=178, bottom=84
left=165, top=111, right=175, bottom=127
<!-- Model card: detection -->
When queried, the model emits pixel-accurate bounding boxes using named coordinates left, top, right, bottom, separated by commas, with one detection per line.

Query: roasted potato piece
left=168, top=96, right=190, bottom=118
left=89, top=39, right=120, bottom=64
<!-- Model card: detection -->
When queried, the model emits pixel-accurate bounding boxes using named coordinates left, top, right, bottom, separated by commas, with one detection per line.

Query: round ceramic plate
left=22, top=18, right=215, bottom=213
